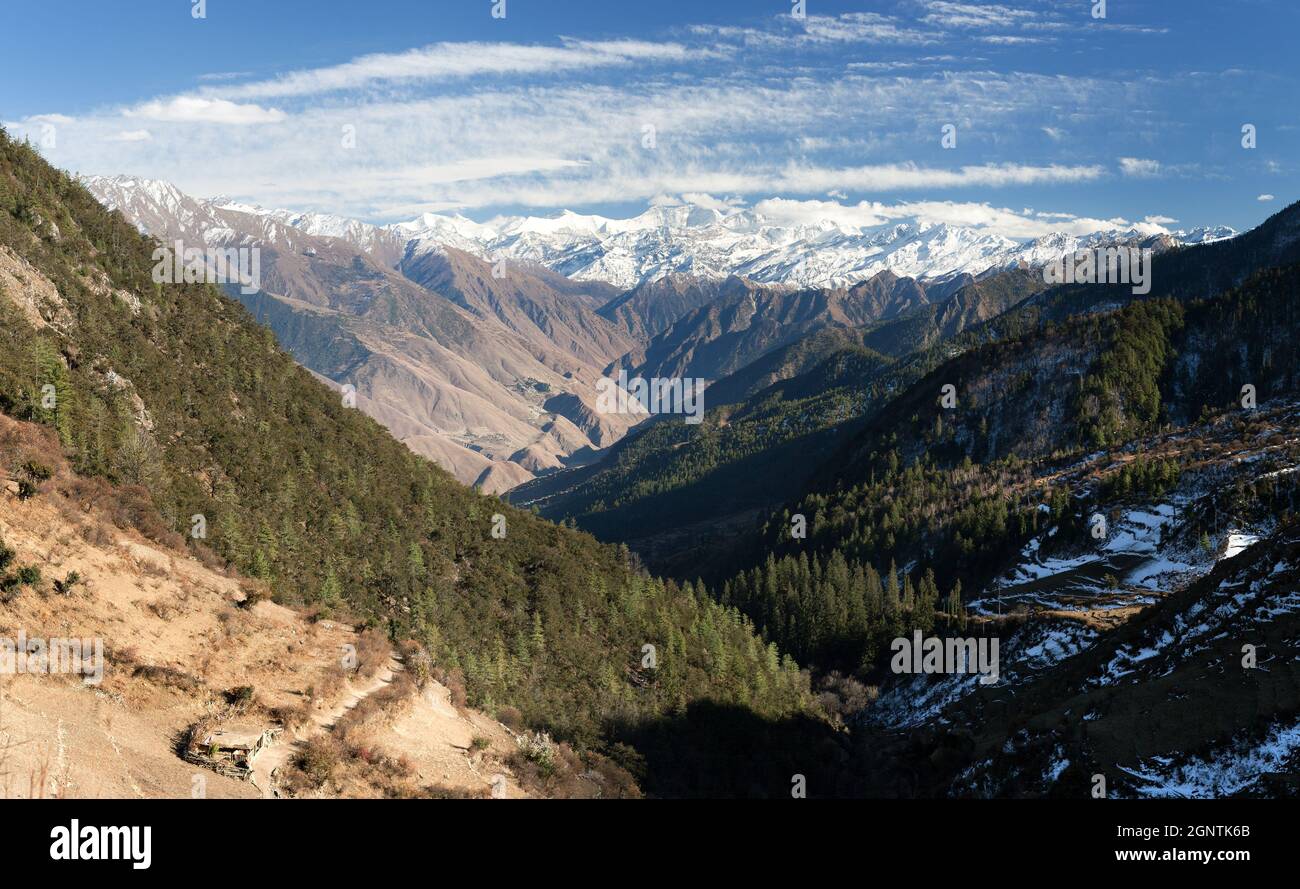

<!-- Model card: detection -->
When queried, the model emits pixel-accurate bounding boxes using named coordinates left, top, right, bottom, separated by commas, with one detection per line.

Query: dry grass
left=507, top=733, right=640, bottom=799
left=354, top=628, right=391, bottom=679
left=334, top=672, right=418, bottom=740
left=131, top=663, right=203, bottom=693
left=282, top=731, right=421, bottom=798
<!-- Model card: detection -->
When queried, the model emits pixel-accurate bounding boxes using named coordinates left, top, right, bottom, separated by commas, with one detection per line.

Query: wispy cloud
left=205, top=39, right=698, bottom=100
left=768, top=161, right=1103, bottom=193
left=1119, top=157, right=1162, bottom=178
left=979, top=35, right=1050, bottom=45
left=801, top=12, right=936, bottom=45
left=124, top=97, right=285, bottom=124
left=690, top=11, right=939, bottom=49
left=921, top=2, right=1036, bottom=30
left=8, top=1, right=1273, bottom=234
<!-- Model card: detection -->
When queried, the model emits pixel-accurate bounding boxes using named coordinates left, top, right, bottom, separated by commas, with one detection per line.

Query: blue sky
left=3, top=0, right=1296, bottom=236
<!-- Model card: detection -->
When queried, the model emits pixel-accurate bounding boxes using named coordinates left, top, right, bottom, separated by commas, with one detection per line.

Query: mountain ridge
left=88, top=174, right=1235, bottom=290
left=81, top=174, right=639, bottom=492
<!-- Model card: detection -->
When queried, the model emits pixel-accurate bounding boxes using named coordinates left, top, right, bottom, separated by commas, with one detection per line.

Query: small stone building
left=185, top=724, right=278, bottom=778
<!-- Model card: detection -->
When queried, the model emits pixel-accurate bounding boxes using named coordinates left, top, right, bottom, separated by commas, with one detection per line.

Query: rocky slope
left=82, top=175, right=637, bottom=491
left=858, top=447, right=1300, bottom=798
left=0, top=413, right=534, bottom=799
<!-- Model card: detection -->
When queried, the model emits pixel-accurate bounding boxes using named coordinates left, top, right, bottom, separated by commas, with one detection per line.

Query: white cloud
left=921, top=2, right=1036, bottom=29
left=772, top=162, right=1103, bottom=193
left=1119, top=157, right=1162, bottom=178
left=802, top=12, right=936, bottom=45
left=108, top=129, right=152, bottom=142
left=197, top=71, right=253, bottom=82
left=979, top=35, right=1050, bottom=45
left=38, top=65, right=1126, bottom=217
left=847, top=54, right=964, bottom=71
left=206, top=39, right=696, bottom=100
left=333, top=157, right=587, bottom=190
left=1258, top=194, right=1276, bottom=201
left=678, top=192, right=744, bottom=212
left=691, top=12, right=936, bottom=49
left=124, top=97, right=286, bottom=125
left=15, top=10, right=1223, bottom=227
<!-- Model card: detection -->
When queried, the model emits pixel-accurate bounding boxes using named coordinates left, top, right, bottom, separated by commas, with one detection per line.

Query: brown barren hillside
left=0, top=413, right=551, bottom=799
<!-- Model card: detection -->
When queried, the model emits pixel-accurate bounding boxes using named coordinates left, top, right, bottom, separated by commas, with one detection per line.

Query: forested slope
left=0, top=130, right=815, bottom=762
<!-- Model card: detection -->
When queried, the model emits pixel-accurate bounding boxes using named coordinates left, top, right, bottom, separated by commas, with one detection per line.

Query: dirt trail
left=251, top=656, right=403, bottom=798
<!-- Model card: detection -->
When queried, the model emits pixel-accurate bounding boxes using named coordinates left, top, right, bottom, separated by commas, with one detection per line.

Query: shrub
left=190, top=541, right=226, bottom=573
left=131, top=663, right=201, bottom=691
left=813, top=670, right=877, bottom=726
left=496, top=705, right=524, bottom=732
left=399, top=640, right=432, bottom=689
left=515, top=731, right=558, bottom=778
left=294, top=736, right=342, bottom=788
left=79, top=522, right=115, bottom=547
left=237, top=581, right=271, bottom=609
left=109, top=484, right=184, bottom=550
left=224, top=685, right=256, bottom=709
left=53, top=570, right=82, bottom=595
left=20, top=460, right=52, bottom=481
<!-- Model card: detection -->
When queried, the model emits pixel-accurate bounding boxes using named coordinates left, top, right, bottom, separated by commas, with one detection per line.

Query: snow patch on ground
left=976, top=503, right=1263, bottom=616
left=1118, top=719, right=1300, bottom=798
left=867, top=621, right=1097, bottom=729
left=1223, top=532, right=1260, bottom=560
left=1043, top=747, right=1071, bottom=785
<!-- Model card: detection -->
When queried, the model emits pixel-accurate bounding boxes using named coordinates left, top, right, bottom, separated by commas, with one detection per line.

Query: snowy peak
left=1174, top=225, right=1237, bottom=244
left=80, top=174, right=1239, bottom=290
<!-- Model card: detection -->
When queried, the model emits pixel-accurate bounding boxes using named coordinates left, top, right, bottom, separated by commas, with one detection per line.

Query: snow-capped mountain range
left=83, top=174, right=1235, bottom=291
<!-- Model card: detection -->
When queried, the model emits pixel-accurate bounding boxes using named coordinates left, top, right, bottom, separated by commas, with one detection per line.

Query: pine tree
left=530, top=610, right=546, bottom=659
left=884, top=560, right=902, bottom=636
left=865, top=562, right=883, bottom=624
left=319, top=567, right=342, bottom=606
left=407, top=542, right=426, bottom=579
left=945, top=580, right=966, bottom=631
left=916, top=568, right=938, bottom=633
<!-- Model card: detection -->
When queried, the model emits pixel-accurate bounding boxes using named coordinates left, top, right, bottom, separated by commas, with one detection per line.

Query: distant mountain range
left=91, top=176, right=1235, bottom=290
left=260, top=200, right=1235, bottom=290
left=81, top=173, right=1238, bottom=496
left=83, top=175, right=638, bottom=492
left=511, top=199, right=1300, bottom=582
